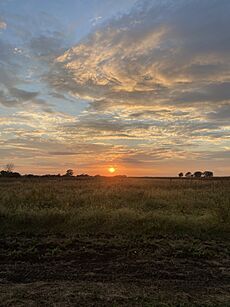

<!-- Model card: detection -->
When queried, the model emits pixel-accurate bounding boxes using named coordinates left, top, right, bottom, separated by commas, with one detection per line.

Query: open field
left=0, top=177, right=230, bottom=306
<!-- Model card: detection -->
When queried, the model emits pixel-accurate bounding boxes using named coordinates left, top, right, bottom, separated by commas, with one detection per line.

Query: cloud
left=0, top=106, right=229, bottom=175
left=173, top=82, right=230, bottom=104
left=0, top=21, right=7, bottom=30
left=0, top=10, right=69, bottom=111
left=48, top=0, right=230, bottom=110
left=206, top=103, right=230, bottom=121
left=9, top=87, right=38, bottom=101
left=43, top=0, right=230, bottom=171
left=0, top=86, right=42, bottom=107
left=29, top=33, right=66, bottom=60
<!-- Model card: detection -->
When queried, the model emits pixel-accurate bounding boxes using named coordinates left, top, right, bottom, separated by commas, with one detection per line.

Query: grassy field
left=0, top=177, right=229, bottom=237
left=0, top=177, right=230, bottom=306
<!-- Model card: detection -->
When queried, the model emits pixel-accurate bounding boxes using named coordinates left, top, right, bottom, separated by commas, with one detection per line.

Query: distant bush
left=64, top=169, right=74, bottom=177
left=203, top=171, right=214, bottom=178
left=193, top=171, right=203, bottom=178
left=0, top=170, right=21, bottom=178
left=77, top=174, right=91, bottom=178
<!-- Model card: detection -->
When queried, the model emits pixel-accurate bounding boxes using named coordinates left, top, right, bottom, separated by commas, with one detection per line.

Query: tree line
left=0, top=165, right=87, bottom=178
left=0, top=165, right=127, bottom=179
left=178, top=171, right=214, bottom=178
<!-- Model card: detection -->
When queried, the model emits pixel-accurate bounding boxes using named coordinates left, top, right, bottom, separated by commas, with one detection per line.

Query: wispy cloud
left=0, top=20, right=7, bottom=30
left=49, top=0, right=230, bottom=110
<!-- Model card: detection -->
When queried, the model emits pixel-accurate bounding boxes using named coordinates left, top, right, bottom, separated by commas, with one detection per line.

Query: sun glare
left=108, top=167, right=116, bottom=174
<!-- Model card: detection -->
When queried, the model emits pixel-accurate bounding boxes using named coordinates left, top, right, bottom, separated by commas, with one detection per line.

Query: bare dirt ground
left=0, top=234, right=230, bottom=306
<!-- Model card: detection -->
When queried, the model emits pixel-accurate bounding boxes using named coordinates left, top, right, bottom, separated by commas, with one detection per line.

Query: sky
left=0, top=0, right=229, bottom=176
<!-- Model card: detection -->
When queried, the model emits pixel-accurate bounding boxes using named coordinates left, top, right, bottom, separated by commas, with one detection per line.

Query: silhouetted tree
left=178, top=172, right=183, bottom=177
left=65, top=169, right=74, bottom=177
left=77, top=173, right=90, bottom=178
left=203, top=171, right=213, bottom=178
left=0, top=170, right=8, bottom=177
left=0, top=170, right=21, bottom=178
left=5, top=163, right=14, bottom=173
left=194, top=171, right=202, bottom=178
left=185, top=172, right=192, bottom=177
left=10, top=172, right=21, bottom=178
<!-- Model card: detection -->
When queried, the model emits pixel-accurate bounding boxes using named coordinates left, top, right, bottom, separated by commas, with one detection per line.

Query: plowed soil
left=0, top=234, right=230, bottom=306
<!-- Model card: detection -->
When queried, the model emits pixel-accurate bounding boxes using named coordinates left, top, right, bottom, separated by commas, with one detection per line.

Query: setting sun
left=108, top=167, right=116, bottom=174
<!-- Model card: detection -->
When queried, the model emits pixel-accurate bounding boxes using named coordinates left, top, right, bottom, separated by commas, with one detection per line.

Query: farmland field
left=0, top=177, right=230, bottom=306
